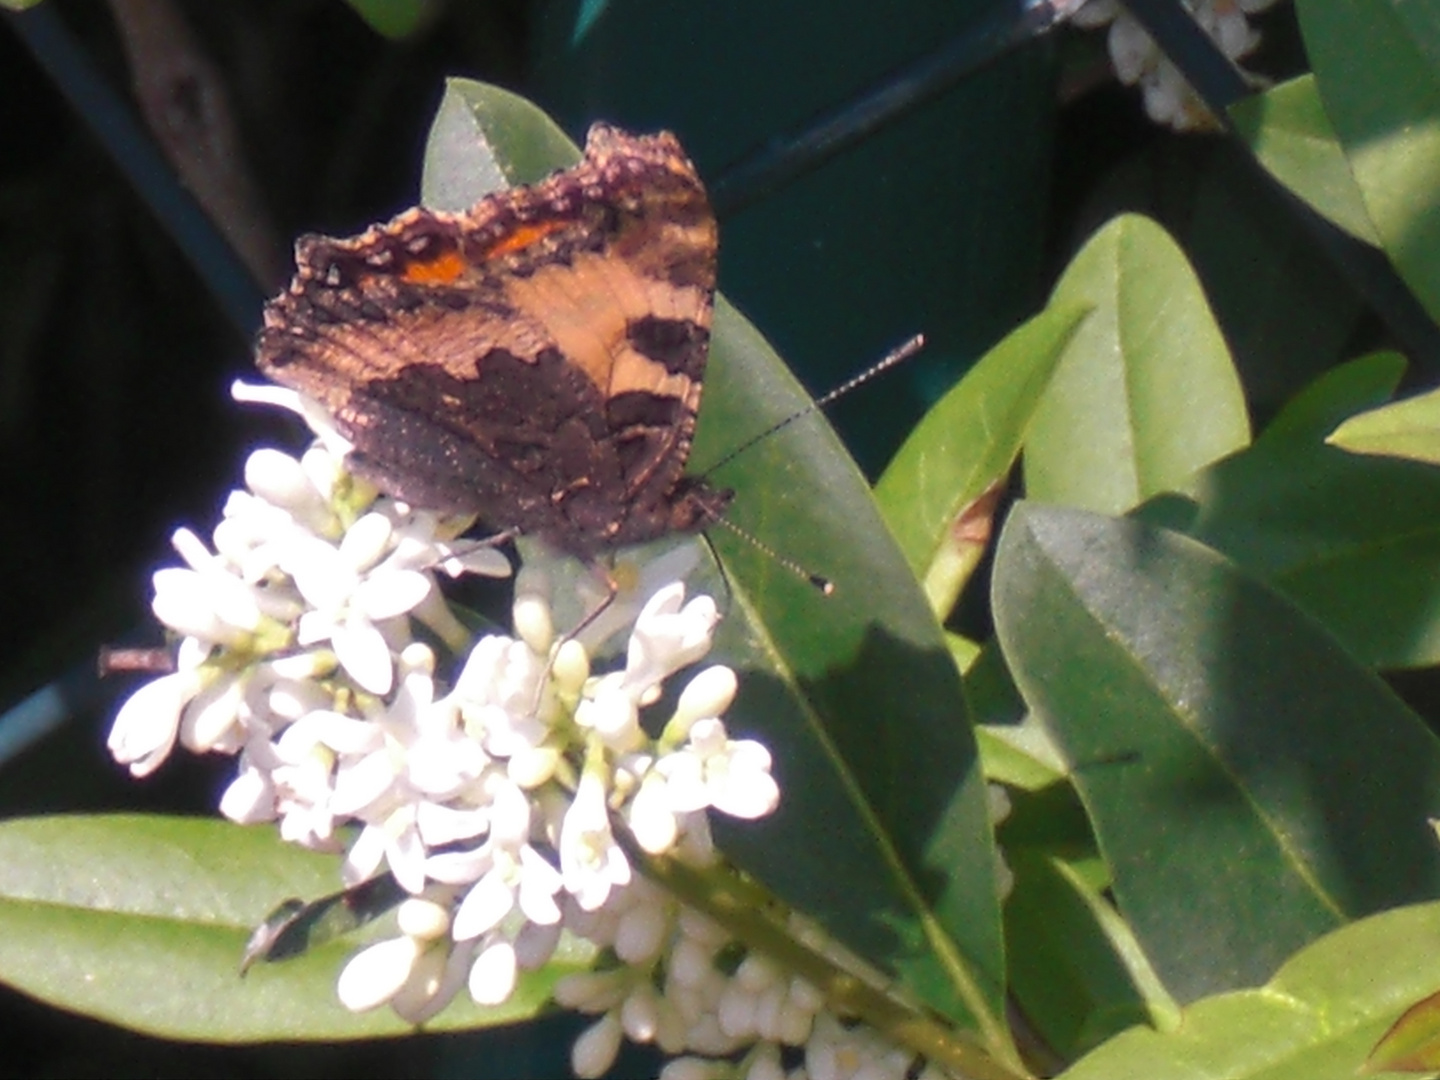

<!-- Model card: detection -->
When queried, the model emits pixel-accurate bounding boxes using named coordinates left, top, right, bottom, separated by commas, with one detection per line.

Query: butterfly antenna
left=699, top=333, right=925, bottom=477
left=706, top=512, right=834, bottom=595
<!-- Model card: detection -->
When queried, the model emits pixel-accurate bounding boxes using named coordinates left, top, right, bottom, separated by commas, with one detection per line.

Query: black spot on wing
left=626, top=315, right=709, bottom=377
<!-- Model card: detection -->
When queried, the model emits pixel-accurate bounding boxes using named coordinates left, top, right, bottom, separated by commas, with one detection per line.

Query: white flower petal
left=560, top=771, right=631, bottom=911
left=278, top=709, right=380, bottom=757
left=453, top=869, right=515, bottom=940
left=178, top=673, right=247, bottom=752
left=628, top=773, right=680, bottom=853
left=396, top=898, right=451, bottom=940
left=244, top=448, right=315, bottom=510
left=673, top=665, right=737, bottom=731
left=392, top=938, right=474, bottom=1025
left=514, top=918, right=562, bottom=970
left=336, top=936, right=422, bottom=1012
left=219, top=762, right=275, bottom=823
left=506, top=744, right=560, bottom=789
left=332, top=619, right=394, bottom=695
left=657, top=751, right=707, bottom=814
left=571, top=1013, right=623, bottom=1079
left=468, top=938, right=518, bottom=1006
left=613, top=899, right=668, bottom=965
left=425, top=844, right=492, bottom=886
left=151, top=570, right=250, bottom=643
left=415, top=801, right=489, bottom=846
left=340, top=512, right=393, bottom=572
left=108, top=671, right=202, bottom=776
left=512, top=591, right=554, bottom=656
left=330, top=750, right=397, bottom=816
left=516, top=846, right=563, bottom=926
left=620, top=983, right=660, bottom=1041
left=386, top=810, right=427, bottom=894
left=342, top=825, right=389, bottom=885
left=354, top=569, right=431, bottom=622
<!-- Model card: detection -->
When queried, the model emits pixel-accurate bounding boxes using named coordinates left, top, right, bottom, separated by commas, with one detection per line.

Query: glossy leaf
left=419, top=82, right=1011, bottom=1051
left=1297, top=0, right=1440, bottom=322
left=0, top=815, right=573, bottom=1040
left=1328, top=382, right=1440, bottom=466
left=1140, top=353, right=1440, bottom=669
left=1230, top=74, right=1380, bottom=246
left=1056, top=901, right=1440, bottom=1080
left=875, top=302, right=1088, bottom=617
left=993, top=504, right=1440, bottom=1002
left=1025, top=215, right=1250, bottom=515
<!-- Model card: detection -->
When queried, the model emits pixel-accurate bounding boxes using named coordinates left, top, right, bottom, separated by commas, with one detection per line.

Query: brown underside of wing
left=253, top=125, right=723, bottom=555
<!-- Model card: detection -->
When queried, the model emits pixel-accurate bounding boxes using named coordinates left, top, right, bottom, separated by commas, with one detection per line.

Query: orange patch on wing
left=482, top=219, right=568, bottom=259
left=401, top=249, right=468, bottom=285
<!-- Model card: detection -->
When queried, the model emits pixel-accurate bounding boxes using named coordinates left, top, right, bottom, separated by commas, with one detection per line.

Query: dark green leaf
left=1139, top=353, right=1440, bottom=669
left=340, top=0, right=436, bottom=39
left=994, top=504, right=1440, bottom=1002
left=1005, top=850, right=1176, bottom=1062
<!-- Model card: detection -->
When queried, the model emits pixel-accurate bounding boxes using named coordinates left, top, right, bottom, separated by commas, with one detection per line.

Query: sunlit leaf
left=875, top=303, right=1087, bottom=617
left=1297, top=0, right=1440, bottom=322
left=1230, top=74, right=1380, bottom=246
left=1026, top=215, right=1250, bottom=515
left=0, top=815, right=573, bottom=1040
left=1328, top=383, right=1440, bottom=466
left=1055, top=901, right=1440, bottom=1080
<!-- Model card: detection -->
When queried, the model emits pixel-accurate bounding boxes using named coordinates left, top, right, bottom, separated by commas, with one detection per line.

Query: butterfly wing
left=256, top=125, right=719, bottom=556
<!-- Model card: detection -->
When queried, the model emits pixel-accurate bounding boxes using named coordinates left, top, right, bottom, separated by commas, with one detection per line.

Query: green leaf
left=1056, top=901, right=1440, bottom=1080
left=341, top=0, right=436, bottom=39
left=993, top=504, right=1440, bottom=1003
left=965, top=644, right=1071, bottom=792
left=420, top=80, right=583, bottom=211
left=702, top=298, right=1010, bottom=1051
left=1139, top=353, right=1440, bottom=669
left=0, top=815, right=574, bottom=1041
left=1005, top=850, right=1177, bottom=1062
left=875, top=302, right=1088, bottom=618
left=419, top=81, right=1013, bottom=1055
left=1229, top=74, right=1380, bottom=246
left=1328, top=382, right=1440, bottom=466
left=1297, top=0, right=1440, bottom=322
left=1025, top=215, right=1251, bottom=515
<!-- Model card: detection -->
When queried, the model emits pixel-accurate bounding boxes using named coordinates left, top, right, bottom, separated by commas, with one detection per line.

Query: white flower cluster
left=1071, top=0, right=1280, bottom=131
left=316, top=573, right=778, bottom=1016
left=121, top=384, right=975, bottom=1077
left=107, top=433, right=510, bottom=785
left=557, top=883, right=960, bottom=1080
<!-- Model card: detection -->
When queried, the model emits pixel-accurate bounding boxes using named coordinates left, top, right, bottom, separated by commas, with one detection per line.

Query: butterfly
left=256, top=123, right=733, bottom=558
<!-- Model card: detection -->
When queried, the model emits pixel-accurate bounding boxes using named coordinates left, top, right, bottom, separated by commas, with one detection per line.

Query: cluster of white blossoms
left=108, top=383, right=966, bottom=1079
left=1071, top=0, right=1281, bottom=131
